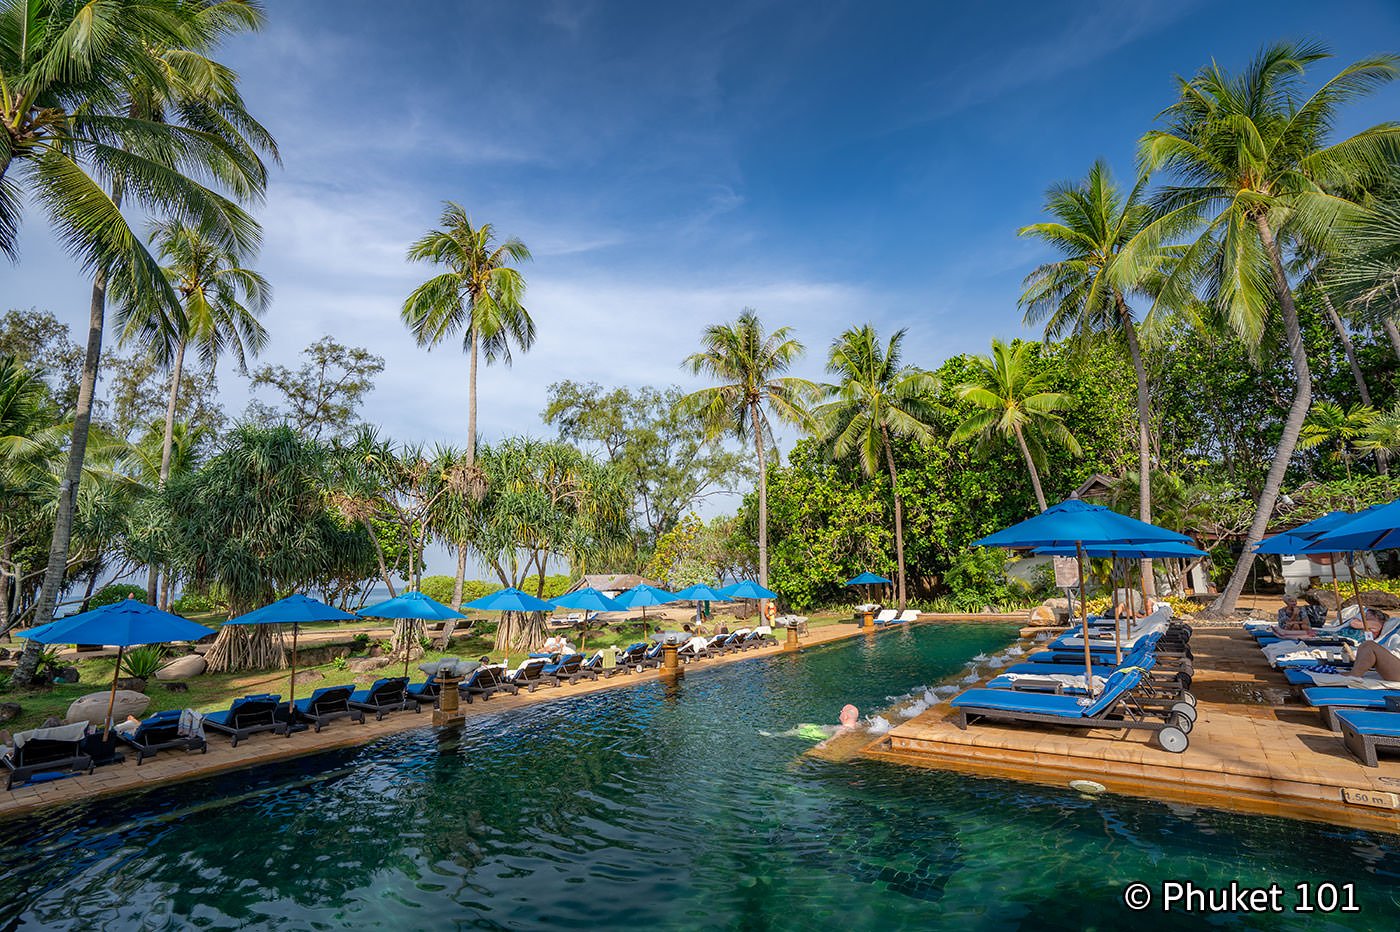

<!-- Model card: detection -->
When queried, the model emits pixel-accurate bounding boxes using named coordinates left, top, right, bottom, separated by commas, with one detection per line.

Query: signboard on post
left=1052, top=556, right=1081, bottom=589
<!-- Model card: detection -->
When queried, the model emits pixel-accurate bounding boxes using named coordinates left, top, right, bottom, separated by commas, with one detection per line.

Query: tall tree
left=1135, top=41, right=1400, bottom=612
left=813, top=325, right=938, bottom=610
left=682, top=309, right=814, bottom=590
left=1019, top=160, right=1178, bottom=592
left=400, top=203, right=533, bottom=602
left=117, top=218, right=269, bottom=601
left=8, top=0, right=274, bottom=686
left=951, top=339, right=1082, bottom=511
left=246, top=337, right=384, bottom=440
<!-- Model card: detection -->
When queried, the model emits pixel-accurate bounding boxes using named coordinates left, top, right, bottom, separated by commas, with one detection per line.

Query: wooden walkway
left=862, top=627, right=1400, bottom=833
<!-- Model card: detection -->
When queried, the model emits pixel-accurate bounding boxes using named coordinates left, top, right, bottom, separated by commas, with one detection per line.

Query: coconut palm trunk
left=451, top=327, right=480, bottom=607
left=750, top=401, right=768, bottom=586
left=1214, top=217, right=1312, bottom=612
left=881, top=427, right=908, bottom=609
left=14, top=268, right=110, bottom=686
left=1118, top=296, right=1156, bottom=595
left=1320, top=294, right=1372, bottom=406
left=145, top=337, right=188, bottom=603
left=452, top=543, right=468, bottom=610
left=1383, top=319, right=1400, bottom=362
left=1013, top=423, right=1048, bottom=512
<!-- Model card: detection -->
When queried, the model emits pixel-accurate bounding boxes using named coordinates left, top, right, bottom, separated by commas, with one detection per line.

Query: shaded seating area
left=115, top=710, right=208, bottom=765
left=204, top=694, right=285, bottom=746
left=349, top=677, right=417, bottom=720
left=2, top=723, right=94, bottom=790
left=461, top=665, right=519, bottom=702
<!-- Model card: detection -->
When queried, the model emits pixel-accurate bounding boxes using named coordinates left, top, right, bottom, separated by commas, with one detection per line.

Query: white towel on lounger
left=1303, top=672, right=1400, bottom=690
left=1003, top=672, right=1107, bottom=691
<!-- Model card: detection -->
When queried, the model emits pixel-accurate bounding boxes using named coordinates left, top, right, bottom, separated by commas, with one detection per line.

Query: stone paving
left=0, top=622, right=867, bottom=820
left=863, top=627, right=1400, bottom=833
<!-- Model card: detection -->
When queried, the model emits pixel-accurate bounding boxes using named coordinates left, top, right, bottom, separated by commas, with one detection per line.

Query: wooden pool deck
left=0, top=623, right=869, bottom=821
left=861, top=627, right=1400, bottom=834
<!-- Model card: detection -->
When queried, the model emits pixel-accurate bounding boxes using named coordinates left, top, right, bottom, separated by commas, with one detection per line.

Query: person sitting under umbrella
left=1271, top=594, right=1317, bottom=638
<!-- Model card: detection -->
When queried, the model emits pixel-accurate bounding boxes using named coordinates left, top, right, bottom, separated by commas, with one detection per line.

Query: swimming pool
left=3, top=624, right=1399, bottom=929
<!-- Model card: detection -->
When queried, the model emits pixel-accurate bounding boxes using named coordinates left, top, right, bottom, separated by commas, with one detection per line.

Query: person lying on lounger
left=1340, top=610, right=1400, bottom=680
left=1111, top=587, right=1146, bottom=622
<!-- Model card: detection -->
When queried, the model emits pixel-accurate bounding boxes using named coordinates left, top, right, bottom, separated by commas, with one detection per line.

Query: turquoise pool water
left=3, top=624, right=1400, bottom=930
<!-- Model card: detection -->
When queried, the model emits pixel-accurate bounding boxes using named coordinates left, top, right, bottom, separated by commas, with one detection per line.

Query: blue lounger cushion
left=1334, top=710, right=1400, bottom=738
left=951, top=670, right=1140, bottom=718
left=1303, top=688, right=1400, bottom=710
left=204, top=693, right=279, bottom=726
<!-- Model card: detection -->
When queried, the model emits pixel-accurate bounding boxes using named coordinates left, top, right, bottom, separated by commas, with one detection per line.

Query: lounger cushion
left=950, top=689, right=1096, bottom=717
left=1303, top=688, right=1400, bottom=710
left=1334, top=710, right=1400, bottom=737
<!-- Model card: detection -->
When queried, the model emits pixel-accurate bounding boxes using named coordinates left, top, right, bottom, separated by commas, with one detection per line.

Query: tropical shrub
left=121, top=646, right=167, bottom=680
left=90, top=584, right=148, bottom=608
left=171, top=592, right=221, bottom=614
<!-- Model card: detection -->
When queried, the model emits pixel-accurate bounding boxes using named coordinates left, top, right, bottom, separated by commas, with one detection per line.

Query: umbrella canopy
left=463, top=587, right=554, bottom=613
left=226, top=593, right=359, bottom=626
left=1253, top=510, right=1359, bottom=554
left=725, top=580, right=778, bottom=600
left=613, top=583, right=678, bottom=608
left=360, top=591, right=466, bottom=620
left=1031, top=541, right=1207, bottom=559
left=225, top=594, right=359, bottom=727
left=21, top=599, right=215, bottom=732
left=974, top=499, right=1192, bottom=550
left=550, top=587, right=626, bottom=613
left=23, top=598, right=215, bottom=646
left=845, top=571, right=892, bottom=586
left=1310, top=501, right=1400, bottom=552
left=672, top=583, right=729, bottom=602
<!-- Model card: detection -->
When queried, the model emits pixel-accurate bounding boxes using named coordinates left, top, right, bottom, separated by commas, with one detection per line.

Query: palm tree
left=117, top=218, right=269, bottom=601
left=0, top=357, right=58, bottom=635
left=1019, top=159, right=1180, bottom=592
left=951, top=339, right=1082, bottom=511
left=814, top=326, right=938, bottom=610
left=1358, top=403, right=1400, bottom=458
left=1298, top=401, right=1377, bottom=481
left=8, top=0, right=275, bottom=686
left=1135, top=41, right=1399, bottom=612
left=682, top=309, right=814, bottom=588
left=401, top=203, right=533, bottom=602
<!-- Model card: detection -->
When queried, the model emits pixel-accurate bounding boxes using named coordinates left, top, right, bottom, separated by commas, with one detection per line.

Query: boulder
left=0, top=702, right=21, bottom=724
left=293, top=669, right=325, bottom=685
left=1306, top=589, right=1339, bottom=611
left=346, top=656, right=391, bottom=673
left=1343, top=590, right=1400, bottom=610
left=155, top=654, right=207, bottom=680
left=1027, top=605, right=1057, bottom=624
left=66, top=690, right=149, bottom=726
left=115, top=677, right=148, bottom=693
left=55, top=666, right=80, bottom=684
left=164, top=682, right=189, bottom=693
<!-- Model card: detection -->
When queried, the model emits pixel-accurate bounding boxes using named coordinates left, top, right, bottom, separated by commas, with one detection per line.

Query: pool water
left=4, top=624, right=1400, bottom=930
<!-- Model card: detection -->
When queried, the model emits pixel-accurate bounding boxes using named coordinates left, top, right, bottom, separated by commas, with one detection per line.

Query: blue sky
left=5, top=0, right=1400, bottom=564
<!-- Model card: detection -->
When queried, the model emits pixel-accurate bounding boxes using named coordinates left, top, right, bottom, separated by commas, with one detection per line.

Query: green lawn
left=2, top=611, right=851, bottom=732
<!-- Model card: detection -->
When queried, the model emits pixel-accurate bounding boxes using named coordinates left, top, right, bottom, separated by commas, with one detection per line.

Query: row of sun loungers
left=947, top=610, right=1199, bottom=753
left=1240, top=615, right=1400, bottom=767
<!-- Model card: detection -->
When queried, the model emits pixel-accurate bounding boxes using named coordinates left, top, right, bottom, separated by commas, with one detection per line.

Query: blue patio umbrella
left=360, top=591, right=467, bottom=677
left=725, top=580, right=778, bottom=601
left=22, top=597, right=215, bottom=731
left=550, top=588, right=626, bottom=647
left=612, top=583, right=677, bottom=636
left=672, top=583, right=729, bottom=602
left=844, top=571, right=893, bottom=606
left=977, top=499, right=1189, bottom=690
left=1257, top=509, right=1389, bottom=623
left=463, top=587, right=554, bottom=613
left=1032, top=542, right=1207, bottom=559
left=227, top=594, right=359, bottom=717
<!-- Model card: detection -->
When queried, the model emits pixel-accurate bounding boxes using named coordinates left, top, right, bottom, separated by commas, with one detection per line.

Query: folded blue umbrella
left=463, top=587, right=554, bottom=613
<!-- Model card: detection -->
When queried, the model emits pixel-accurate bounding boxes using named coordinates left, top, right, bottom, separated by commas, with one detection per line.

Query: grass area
left=2, top=610, right=854, bottom=732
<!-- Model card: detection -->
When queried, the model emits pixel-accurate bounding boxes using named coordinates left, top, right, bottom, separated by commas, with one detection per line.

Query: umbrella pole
left=1112, top=554, right=1123, bottom=666
left=1331, top=554, right=1345, bottom=625
left=1077, top=543, right=1093, bottom=695
left=104, top=645, right=125, bottom=734
left=287, top=622, right=299, bottom=737
left=403, top=621, right=412, bottom=680
left=1347, top=551, right=1362, bottom=613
